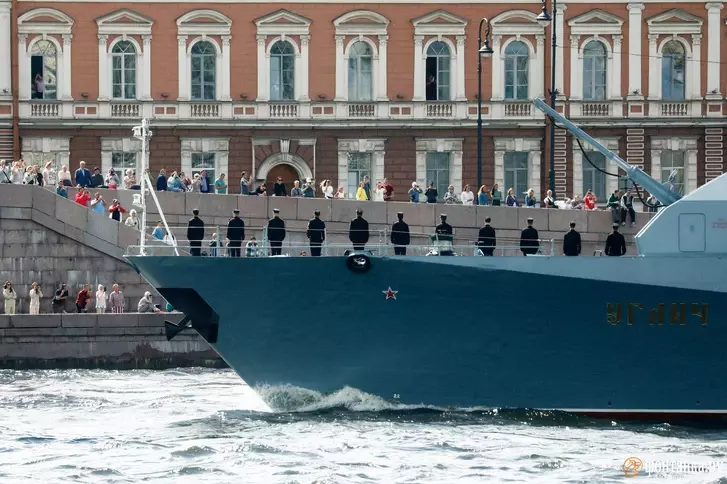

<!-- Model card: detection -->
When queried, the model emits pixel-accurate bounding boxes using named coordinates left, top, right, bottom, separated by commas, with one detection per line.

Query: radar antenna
left=532, top=98, right=682, bottom=207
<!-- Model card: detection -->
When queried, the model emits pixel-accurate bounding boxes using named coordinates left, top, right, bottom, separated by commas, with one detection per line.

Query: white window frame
left=502, top=39, right=530, bottom=101
left=646, top=9, right=702, bottom=101
left=101, top=138, right=142, bottom=177
left=180, top=138, right=230, bottom=182
left=96, top=9, right=153, bottom=101
left=567, top=10, right=623, bottom=101
left=650, top=137, right=698, bottom=194
left=109, top=37, right=141, bottom=101
left=572, top=137, right=620, bottom=200
left=415, top=138, right=463, bottom=192
left=17, top=8, right=73, bottom=101
left=490, top=11, right=546, bottom=102
left=176, top=10, right=231, bottom=102
left=411, top=10, right=467, bottom=102
left=334, top=10, right=389, bottom=102
left=255, top=10, right=311, bottom=102
left=21, top=136, right=71, bottom=173
left=337, top=139, right=386, bottom=195
left=493, top=137, right=542, bottom=201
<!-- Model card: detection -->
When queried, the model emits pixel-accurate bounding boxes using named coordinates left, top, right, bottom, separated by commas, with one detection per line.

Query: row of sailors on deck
left=184, top=208, right=627, bottom=257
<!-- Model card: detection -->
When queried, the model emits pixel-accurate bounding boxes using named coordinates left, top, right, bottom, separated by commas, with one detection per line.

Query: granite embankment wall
left=0, top=184, right=159, bottom=313
left=0, top=313, right=224, bottom=369
left=65, top=186, right=653, bottom=255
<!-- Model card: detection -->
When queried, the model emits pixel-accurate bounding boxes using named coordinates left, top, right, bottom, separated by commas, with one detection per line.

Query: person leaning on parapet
left=349, top=208, right=369, bottom=251
left=605, top=223, right=627, bottom=257
left=563, top=221, right=582, bottom=256
left=51, top=283, right=69, bottom=314
left=520, top=217, right=540, bottom=256
left=227, top=209, right=245, bottom=258
left=74, top=161, right=92, bottom=188
left=607, top=189, right=622, bottom=225
left=267, top=208, right=287, bottom=256
left=108, top=284, right=124, bottom=313
left=391, top=212, right=410, bottom=256
left=307, top=209, right=326, bottom=257
left=187, top=209, right=205, bottom=256
left=477, top=217, right=497, bottom=256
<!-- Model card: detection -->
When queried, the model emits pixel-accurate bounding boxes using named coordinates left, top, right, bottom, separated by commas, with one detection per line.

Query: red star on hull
left=382, top=287, right=398, bottom=300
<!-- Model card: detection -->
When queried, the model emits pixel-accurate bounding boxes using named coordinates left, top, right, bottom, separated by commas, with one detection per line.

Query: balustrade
left=111, top=103, right=141, bottom=118
left=190, top=103, right=220, bottom=118
left=30, top=102, right=60, bottom=117
left=348, top=103, right=375, bottom=118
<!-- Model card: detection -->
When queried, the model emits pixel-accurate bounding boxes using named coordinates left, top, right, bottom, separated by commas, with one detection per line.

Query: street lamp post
left=536, top=0, right=555, bottom=197
left=476, top=19, right=494, bottom=192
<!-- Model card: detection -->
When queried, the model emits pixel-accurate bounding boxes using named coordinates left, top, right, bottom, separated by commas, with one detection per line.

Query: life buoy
left=346, top=253, right=371, bottom=273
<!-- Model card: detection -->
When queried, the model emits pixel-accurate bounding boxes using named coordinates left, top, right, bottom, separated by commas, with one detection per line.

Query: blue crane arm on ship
left=532, top=97, right=682, bottom=207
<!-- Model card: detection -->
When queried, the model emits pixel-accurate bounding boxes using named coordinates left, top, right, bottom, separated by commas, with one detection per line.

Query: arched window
left=504, top=41, right=529, bottom=101
left=111, top=41, right=137, bottom=100
left=191, top=41, right=216, bottom=101
left=662, top=40, right=685, bottom=101
left=582, top=41, right=606, bottom=101
left=270, top=41, right=295, bottom=101
left=425, top=41, right=450, bottom=101
left=30, top=40, right=57, bottom=100
left=348, top=41, right=373, bottom=101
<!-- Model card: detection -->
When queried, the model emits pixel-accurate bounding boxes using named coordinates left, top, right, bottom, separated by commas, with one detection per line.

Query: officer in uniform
left=435, top=214, right=453, bottom=236
left=563, top=221, right=581, bottom=256
left=348, top=208, right=369, bottom=251
left=226, top=209, right=245, bottom=257
left=390, top=212, right=410, bottom=255
left=519, top=217, right=540, bottom=256
left=306, top=209, right=326, bottom=257
left=267, top=208, right=286, bottom=256
left=605, top=222, right=627, bottom=256
left=477, top=217, right=497, bottom=256
left=186, top=209, right=205, bottom=256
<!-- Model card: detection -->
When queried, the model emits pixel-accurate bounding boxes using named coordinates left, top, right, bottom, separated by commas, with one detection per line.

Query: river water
left=1, top=368, right=726, bottom=484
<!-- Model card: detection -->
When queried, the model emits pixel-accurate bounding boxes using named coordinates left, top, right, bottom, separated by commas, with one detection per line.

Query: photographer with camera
left=3, top=281, right=17, bottom=315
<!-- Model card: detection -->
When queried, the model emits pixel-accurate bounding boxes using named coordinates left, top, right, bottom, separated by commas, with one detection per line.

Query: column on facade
left=413, top=35, right=424, bottom=101
left=650, top=149, right=662, bottom=181
left=0, top=1, right=12, bottom=98
left=490, top=36, right=502, bottom=100
left=337, top=148, right=349, bottom=192
left=377, top=35, right=388, bottom=101
left=555, top=4, right=566, bottom=95
left=299, top=35, right=310, bottom=101
left=571, top=149, right=583, bottom=197
left=17, top=34, right=29, bottom=99
left=142, top=35, right=152, bottom=100
left=569, top=35, right=581, bottom=100
left=611, top=35, right=622, bottom=99
left=647, top=34, right=659, bottom=98
left=455, top=35, right=466, bottom=101
left=61, top=35, right=72, bottom=100
left=686, top=147, right=698, bottom=193
left=627, top=3, right=644, bottom=96
left=528, top=148, right=542, bottom=201
left=706, top=3, right=722, bottom=94
left=97, top=35, right=109, bottom=100
left=494, top=150, right=505, bottom=188
left=690, top=35, right=702, bottom=99
left=221, top=35, right=231, bottom=101
left=177, top=36, right=188, bottom=100
left=256, top=35, right=267, bottom=101
left=334, top=36, right=345, bottom=100
left=534, top=35, right=545, bottom=98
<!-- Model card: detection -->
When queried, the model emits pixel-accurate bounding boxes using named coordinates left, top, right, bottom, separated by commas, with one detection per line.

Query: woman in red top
left=583, top=190, right=597, bottom=210
left=74, top=188, right=91, bottom=207
left=75, top=284, right=91, bottom=313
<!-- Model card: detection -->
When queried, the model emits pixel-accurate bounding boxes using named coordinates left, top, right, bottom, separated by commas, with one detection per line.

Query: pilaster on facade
left=493, top=137, right=543, bottom=201
left=21, top=136, right=70, bottom=171
left=554, top=4, right=567, bottom=97
left=626, top=3, right=645, bottom=99
left=572, top=137, right=620, bottom=201
left=650, top=136, right=699, bottom=194
left=0, top=1, right=12, bottom=101
left=705, top=3, right=723, bottom=97
left=337, top=139, right=386, bottom=194
left=414, top=138, right=463, bottom=192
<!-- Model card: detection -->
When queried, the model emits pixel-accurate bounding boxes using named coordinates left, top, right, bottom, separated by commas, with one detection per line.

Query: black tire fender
left=346, top=253, right=371, bottom=273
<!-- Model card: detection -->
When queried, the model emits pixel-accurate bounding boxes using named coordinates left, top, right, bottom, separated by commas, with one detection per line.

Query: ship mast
left=532, top=98, right=682, bottom=207
left=132, top=119, right=179, bottom=256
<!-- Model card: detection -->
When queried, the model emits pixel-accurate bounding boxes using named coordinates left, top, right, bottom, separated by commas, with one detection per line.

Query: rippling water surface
left=2, top=369, right=727, bottom=484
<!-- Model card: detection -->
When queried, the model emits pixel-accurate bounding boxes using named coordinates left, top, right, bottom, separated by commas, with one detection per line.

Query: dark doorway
left=31, top=56, right=43, bottom=99
left=425, top=57, right=437, bottom=101
left=265, top=164, right=299, bottom=195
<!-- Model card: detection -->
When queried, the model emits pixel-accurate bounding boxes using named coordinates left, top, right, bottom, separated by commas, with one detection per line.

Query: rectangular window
left=191, top=152, right=216, bottom=182
left=347, top=152, right=372, bottom=199
left=661, top=150, right=685, bottom=195
left=25, top=152, right=60, bottom=171
left=504, top=152, right=528, bottom=201
left=425, top=152, right=450, bottom=202
left=582, top=151, right=607, bottom=202
left=111, top=152, right=138, bottom=178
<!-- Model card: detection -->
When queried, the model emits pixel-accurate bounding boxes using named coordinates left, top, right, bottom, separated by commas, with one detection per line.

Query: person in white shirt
left=95, top=285, right=106, bottom=314
left=42, top=162, right=57, bottom=189
left=58, top=165, right=72, bottom=186
left=460, top=185, right=475, bottom=205
left=125, top=209, right=139, bottom=229
left=373, top=181, right=385, bottom=201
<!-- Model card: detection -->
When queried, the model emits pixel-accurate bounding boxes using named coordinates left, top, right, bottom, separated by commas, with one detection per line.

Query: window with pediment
left=30, top=40, right=57, bottom=100
left=426, top=41, right=451, bottom=101
left=662, top=40, right=686, bottom=101
left=582, top=41, right=607, bottom=101
left=112, top=41, right=137, bottom=100
left=348, top=41, right=373, bottom=101
left=504, top=41, right=529, bottom=100
left=191, top=41, right=216, bottom=101
left=270, top=41, right=295, bottom=101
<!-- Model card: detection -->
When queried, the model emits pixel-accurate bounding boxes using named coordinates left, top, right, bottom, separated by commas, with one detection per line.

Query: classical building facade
left=0, top=0, right=724, bottom=201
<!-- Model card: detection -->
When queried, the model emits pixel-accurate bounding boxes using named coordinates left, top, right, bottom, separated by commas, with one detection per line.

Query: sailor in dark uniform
left=477, top=217, right=496, bottom=256
left=605, top=222, right=627, bottom=256
left=348, top=208, right=369, bottom=251
left=267, top=208, right=286, bottom=256
left=519, top=217, right=540, bottom=256
left=563, top=221, right=581, bottom=256
left=306, top=209, right=326, bottom=257
left=226, top=209, right=245, bottom=257
left=390, top=212, right=410, bottom=255
left=186, top=209, right=204, bottom=256
left=435, top=214, right=453, bottom=236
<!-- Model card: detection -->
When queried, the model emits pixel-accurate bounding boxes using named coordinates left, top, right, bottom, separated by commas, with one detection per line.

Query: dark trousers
left=76, top=304, right=86, bottom=313
left=353, top=244, right=365, bottom=251
left=270, top=241, right=282, bottom=256
left=394, top=246, right=407, bottom=256
left=190, top=241, right=202, bottom=256
left=310, top=242, right=322, bottom=257
left=228, top=241, right=241, bottom=257
left=479, top=246, right=494, bottom=256
left=624, top=207, right=636, bottom=224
